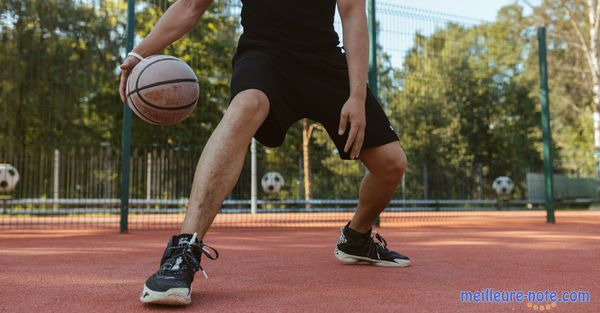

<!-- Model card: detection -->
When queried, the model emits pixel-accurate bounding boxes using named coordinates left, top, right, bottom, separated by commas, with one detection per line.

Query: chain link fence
left=1, top=0, right=594, bottom=229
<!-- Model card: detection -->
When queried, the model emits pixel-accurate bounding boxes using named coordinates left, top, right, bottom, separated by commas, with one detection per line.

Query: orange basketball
left=126, top=55, right=199, bottom=126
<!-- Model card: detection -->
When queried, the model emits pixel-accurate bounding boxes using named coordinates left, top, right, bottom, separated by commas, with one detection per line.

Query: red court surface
left=1, top=211, right=598, bottom=313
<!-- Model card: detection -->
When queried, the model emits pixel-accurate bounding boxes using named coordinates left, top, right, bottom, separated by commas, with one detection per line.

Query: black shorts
left=230, top=40, right=399, bottom=160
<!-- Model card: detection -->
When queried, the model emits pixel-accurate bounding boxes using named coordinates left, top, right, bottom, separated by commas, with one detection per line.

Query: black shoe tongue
left=344, top=225, right=371, bottom=240
left=173, top=233, right=194, bottom=247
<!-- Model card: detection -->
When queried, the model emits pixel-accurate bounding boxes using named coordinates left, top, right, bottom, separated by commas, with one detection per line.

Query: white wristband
left=127, top=52, right=144, bottom=61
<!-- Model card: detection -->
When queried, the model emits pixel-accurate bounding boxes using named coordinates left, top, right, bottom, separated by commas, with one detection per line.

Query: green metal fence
left=1, top=0, right=595, bottom=229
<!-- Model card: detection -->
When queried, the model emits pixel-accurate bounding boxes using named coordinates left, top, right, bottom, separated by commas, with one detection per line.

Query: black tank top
left=239, top=0, right=341, bottom=53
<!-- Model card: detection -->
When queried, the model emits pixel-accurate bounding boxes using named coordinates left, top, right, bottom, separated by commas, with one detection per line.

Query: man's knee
left=229, top=89, right=269, bottom=121
left=384, top=150, right=407, bottom=183
left=367, top=145, right=407, bottom=184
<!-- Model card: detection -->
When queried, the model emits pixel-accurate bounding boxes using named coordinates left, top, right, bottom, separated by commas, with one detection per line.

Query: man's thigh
left=359, top=141, right=407, bottom=174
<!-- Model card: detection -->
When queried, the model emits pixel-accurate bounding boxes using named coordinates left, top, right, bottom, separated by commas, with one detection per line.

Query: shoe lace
left=160, top=233, right=219, bottom=279
left=369, top=231, right=388, bottom=260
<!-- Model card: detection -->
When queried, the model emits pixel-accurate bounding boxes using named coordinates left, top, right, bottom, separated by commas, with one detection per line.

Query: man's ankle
left=346, top=221, right=371, bottom=238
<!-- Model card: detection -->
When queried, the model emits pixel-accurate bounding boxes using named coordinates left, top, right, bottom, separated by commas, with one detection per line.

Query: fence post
left=120, top=0, right=135, bottom=233
left=53, top=149, right=60, bottom=209
left=251, top=138, right=257, bottom=214
left=298, top=155, right=303, bottom=200
left=368, top=0, right=381, bottom=227
left=368, top=0, right=378, bottom=98
left=537, top=27, right=555, bottom=224
left=423, top=163, right=429, bottom=200
left=146, top=152, right=152, bottom=211
left=401, top=174, right=406, bottom=200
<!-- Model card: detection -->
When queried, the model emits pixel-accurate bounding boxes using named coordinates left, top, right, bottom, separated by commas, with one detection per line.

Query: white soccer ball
left=492, top=176, right=514, bottom=196
left=0, top=164, right=20, bottom=192
left=261, top=172, right=285, bottom=194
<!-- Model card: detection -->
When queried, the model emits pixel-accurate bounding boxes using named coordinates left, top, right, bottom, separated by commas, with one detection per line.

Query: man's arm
left=337, top=0, right=369, bottom=159
left=119, top=0, right=213, bottom=102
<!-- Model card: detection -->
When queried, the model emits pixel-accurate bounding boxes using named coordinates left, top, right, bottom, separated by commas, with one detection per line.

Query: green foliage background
left=0, top=0, right=594, bottom=200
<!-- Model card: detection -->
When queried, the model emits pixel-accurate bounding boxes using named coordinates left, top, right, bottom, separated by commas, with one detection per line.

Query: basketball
left=126, top=55, right=199, bottom=126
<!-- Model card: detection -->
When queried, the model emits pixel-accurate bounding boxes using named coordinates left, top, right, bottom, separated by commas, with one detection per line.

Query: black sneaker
left=334, top=222, right=410, bottom=267
left=140, top=233, right=219, bottom=305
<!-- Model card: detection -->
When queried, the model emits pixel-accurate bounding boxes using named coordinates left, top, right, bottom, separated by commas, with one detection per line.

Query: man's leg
left=334, top=141, right=410, bottom=267
left=350, top=141, right=407, bottom=233
left=180, top=89, right=269, bottom=238
left=141, top=89, right=269, bottom=305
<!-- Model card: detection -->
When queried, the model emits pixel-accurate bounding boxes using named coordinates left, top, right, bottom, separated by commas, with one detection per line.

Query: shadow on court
left=0, top=211, right=598, bottom=313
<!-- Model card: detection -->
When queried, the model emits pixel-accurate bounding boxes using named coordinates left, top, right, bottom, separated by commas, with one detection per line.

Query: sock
left=343, top=222, right=371, bottom=240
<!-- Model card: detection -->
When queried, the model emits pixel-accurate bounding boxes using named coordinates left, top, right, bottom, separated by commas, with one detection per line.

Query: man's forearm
left=132, top=0, right=212, bottom=57
left=340, top=7, right=369, bottom=101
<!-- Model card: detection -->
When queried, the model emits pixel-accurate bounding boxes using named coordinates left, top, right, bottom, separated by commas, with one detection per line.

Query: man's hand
left=338, top=97, right=366, bottom=159
left=119, top=56, right=141, bottom=103
left=117, top=0, right=212, bottom=102
left=337, top=0, right=368, bottom=159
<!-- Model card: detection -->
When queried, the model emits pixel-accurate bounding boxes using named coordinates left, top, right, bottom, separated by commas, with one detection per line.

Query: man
left=119, top=0, right=410, bottom=306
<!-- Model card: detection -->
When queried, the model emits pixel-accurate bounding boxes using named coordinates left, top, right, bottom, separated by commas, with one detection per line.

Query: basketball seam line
left=135, top=94, right=199, bottom=111
left=134, top=57, right=183, bottom=93
left=129, top=95, right=159, bottom=125
left=126, top=78, right=198, bottom=98
left=128, top=56, right=197, bottom=123
left=133, top=57, right=198, bottom=111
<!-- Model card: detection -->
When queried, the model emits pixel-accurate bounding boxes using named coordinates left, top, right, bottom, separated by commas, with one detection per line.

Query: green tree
left=389, top=5, right=542, bottom=199
left=524, top=0, right=598, bottom=176
left=0, top=0, right=126, bottom=148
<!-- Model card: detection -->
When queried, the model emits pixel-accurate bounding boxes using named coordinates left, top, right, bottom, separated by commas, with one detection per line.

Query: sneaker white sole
left=334, top=248, right=410, bottom=267
left=140, top=284, right=191, bottom=305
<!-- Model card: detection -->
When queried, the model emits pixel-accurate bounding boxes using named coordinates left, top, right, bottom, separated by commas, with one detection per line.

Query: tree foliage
left=0, top=1, right=589, bottom=201
left=0, top=0, right=126, bottom=148
left=526, top=0, right=598, bottom=176
left=389, top=5, right=543, bottom=198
